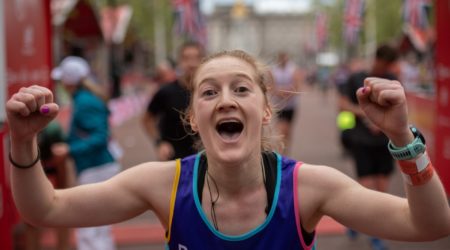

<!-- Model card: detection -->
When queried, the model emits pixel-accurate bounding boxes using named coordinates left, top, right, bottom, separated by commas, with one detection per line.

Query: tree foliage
left=92, top=0, right=174, bottom=55
left=321, top=0, right=404, bottom=55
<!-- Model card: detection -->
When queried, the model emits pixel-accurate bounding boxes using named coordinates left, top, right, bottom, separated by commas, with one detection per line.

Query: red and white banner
left=4, top=0, right=52, bottom=96
left=434, top=0, right=450, bottom=195
left=0, top=1, right=52, bottom=248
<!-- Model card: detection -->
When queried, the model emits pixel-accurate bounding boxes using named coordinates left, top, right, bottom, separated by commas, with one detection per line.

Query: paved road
left=110, top=85, right=450, bottom=250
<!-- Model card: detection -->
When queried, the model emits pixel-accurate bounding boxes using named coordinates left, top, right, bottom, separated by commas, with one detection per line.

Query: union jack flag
left=343, top=0, right=365, bottom=45
left=403, top=0, right=431, bottom=29
left=172, top=0, right=207, bottom=45
left=315, top=12, right=328, bottom=51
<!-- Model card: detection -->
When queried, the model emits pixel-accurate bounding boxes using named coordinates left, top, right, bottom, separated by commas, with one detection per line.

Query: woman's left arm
left=337, top=77, right=450, bottom=240
left=301, top=78, right=449, bottom=241
left=301, top=162, right=450, bottom=241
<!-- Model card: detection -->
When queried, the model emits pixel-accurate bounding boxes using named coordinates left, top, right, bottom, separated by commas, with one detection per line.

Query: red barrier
left=0, top=0, right=52, bottom=248
left=435, top=0, right=450, bottom=196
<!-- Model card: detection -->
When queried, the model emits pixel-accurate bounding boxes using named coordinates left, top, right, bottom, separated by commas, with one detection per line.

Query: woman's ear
left=190, top=112, right=198, bottom=132
left=262, top=105, right=272, bottom=125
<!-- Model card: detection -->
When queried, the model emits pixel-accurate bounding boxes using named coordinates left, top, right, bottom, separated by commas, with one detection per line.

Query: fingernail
left=362, top=87, right=367, bottom=94
left=41, top=106, right=49, bottom=114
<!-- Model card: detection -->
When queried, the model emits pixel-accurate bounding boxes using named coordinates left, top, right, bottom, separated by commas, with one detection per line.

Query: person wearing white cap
left=51, top=56, right=119, bottom=250
left=51, top=56, right=89, bottom=85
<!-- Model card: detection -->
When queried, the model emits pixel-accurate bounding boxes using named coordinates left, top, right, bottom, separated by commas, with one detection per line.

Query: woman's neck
left=205, top=151, right=264, bottom=196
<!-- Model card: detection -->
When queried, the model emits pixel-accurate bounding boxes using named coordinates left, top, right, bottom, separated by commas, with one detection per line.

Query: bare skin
left=7, top=57, right=450, bottom=244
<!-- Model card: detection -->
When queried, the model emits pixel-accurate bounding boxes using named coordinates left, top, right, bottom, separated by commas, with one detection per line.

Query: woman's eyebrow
left=198, top=77, right=217, bottom=88
left=234, top=73, right=253, bottom=82
left=198, top=73, right=254, bottom=87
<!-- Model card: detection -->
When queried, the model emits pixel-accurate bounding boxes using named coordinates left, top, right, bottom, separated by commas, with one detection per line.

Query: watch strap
left=388, top=132, right=426, bottom=160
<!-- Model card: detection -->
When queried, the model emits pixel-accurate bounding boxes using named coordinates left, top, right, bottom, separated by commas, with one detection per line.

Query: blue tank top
left=165, top=152, right=316, bottom=250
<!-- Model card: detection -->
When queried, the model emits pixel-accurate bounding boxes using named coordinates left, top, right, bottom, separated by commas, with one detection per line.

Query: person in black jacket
left=143, top=41, right=204, bottom=160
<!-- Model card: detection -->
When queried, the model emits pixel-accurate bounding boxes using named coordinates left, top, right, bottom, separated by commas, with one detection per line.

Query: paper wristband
left=398, top=151, right=430, bottom=175
left=401, top=165, right=434, bottom=186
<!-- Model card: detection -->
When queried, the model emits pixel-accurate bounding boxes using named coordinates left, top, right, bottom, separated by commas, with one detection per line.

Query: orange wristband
left=398, top=151, right=430, bottom=174
left=401, top=164, right=434, bottom=186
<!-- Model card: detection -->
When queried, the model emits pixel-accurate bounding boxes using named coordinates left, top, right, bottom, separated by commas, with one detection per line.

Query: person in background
left=270, top=51, right=303, bottom=153
left=50, top=56, right=120, bottom=250
left=339, top=44, right=400, bottom=250
left=143, top=41, right=204, bottom=160
left=153, top=60, right=177, bottom=86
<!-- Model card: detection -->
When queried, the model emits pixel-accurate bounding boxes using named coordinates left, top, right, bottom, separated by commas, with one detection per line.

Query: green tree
left=323, top=0, right=404, bottom=57
left=368, top=0, right=403, bottom=45
left=92, top=0, right=175, bottom=65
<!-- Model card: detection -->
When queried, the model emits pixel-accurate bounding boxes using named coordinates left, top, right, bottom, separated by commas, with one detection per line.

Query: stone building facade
left=205, top=5, right=315, bottom=65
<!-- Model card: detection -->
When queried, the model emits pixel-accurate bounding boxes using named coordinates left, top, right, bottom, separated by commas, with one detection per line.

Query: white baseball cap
left=51, top=56, right=90, bottom=85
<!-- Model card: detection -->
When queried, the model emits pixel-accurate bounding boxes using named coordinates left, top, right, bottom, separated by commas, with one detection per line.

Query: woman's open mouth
left=216, top=120, right=244, bottom=142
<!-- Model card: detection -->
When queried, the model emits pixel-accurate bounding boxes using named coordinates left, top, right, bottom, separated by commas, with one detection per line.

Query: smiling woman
left=185, top=50, right=280, bottom=152
left=6, top=50, right=450, bottom=250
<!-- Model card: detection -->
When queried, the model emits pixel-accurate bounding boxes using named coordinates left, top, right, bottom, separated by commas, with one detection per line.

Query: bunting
left=172, top=0, right=207, bottom=45
left=403, top=0, right=431, bottom=29
left=343, top=0, right=365, bottom=45
left=315, top=12, right=328, bottom=51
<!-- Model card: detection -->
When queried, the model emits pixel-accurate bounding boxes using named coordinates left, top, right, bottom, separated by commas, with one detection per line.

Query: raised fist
left=6, top=85, right=59, bottom=142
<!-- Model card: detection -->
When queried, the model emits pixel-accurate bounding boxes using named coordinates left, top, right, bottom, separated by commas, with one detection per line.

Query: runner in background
left=51, top=56, right=120, bottom=250
left=143, top=41, right=204, bottom=160
left=271, top=51, right=303, bottom=154
left=339, top=44, right=400, bottom=250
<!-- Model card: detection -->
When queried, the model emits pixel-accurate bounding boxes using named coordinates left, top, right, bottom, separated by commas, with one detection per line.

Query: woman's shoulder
left=108, top=160, right=178, bottom=223
left=296, top=163, right=354, bottom=190
left=118, top=160, right=179, bottom=200
left=123, top=160, right=178, bottom=183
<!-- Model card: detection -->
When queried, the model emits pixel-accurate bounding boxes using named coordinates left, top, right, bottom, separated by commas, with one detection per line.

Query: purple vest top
left=165, top=152, right=316, bottom=250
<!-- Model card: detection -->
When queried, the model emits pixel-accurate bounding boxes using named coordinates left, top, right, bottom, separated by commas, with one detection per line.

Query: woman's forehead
left=195, top=56, right=256, bottom=83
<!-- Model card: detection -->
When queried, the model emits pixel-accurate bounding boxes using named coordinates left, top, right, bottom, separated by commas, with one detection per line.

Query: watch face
left=411, top=126, right=426, bottom=144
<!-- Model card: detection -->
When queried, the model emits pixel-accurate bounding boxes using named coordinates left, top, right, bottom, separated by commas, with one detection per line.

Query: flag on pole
left=315, top=12, right=328, bottom=51
left=172, top=0, right=207, bottom=45
left=403, top=0, right=431, bottom=29
left=343, top=0, right=365, bottom=45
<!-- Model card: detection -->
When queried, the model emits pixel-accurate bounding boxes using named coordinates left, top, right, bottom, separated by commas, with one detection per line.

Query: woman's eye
left=202, top=89, right=217, bottom=97
left=235, top=86, right=249, bottom=93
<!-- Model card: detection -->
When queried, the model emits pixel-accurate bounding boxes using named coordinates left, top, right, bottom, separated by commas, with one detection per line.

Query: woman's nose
left=216, top=91, right=237, bottom=111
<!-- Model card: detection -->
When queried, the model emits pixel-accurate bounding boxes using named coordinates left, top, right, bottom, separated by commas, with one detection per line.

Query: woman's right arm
left=7, top=86, right=174, bottom=228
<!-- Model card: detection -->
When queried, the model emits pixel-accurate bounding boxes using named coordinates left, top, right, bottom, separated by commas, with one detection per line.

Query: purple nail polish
left=362, top=87, right=367, bottom=94
left=41, top=106, right=50, bottom=114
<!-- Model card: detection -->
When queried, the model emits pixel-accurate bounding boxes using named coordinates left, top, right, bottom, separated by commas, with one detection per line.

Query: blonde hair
left=184, top=50, right=283, bottom=152
left=80, top=78, right=109, bottom=103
